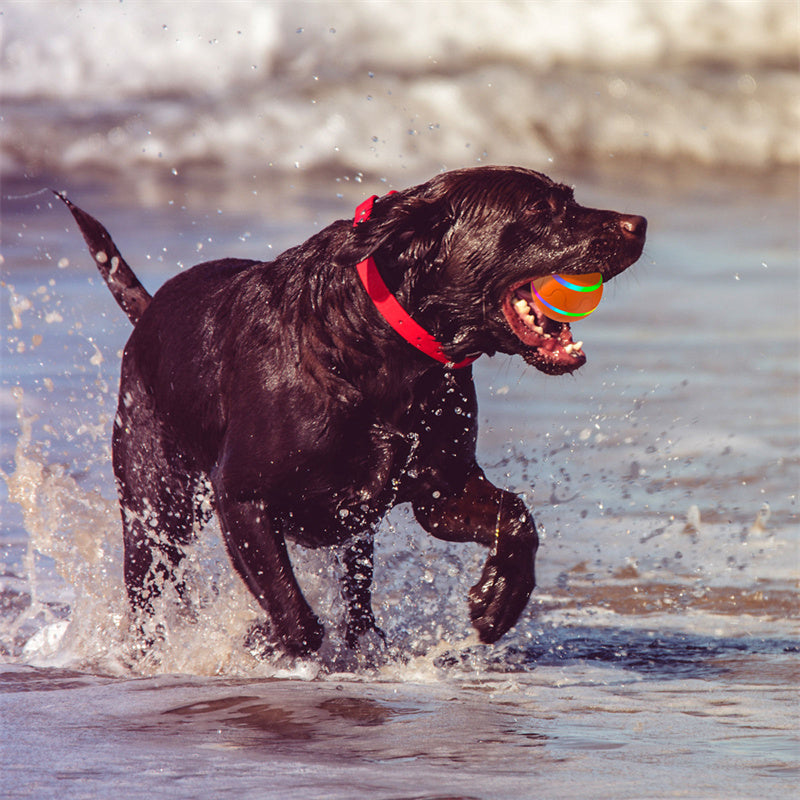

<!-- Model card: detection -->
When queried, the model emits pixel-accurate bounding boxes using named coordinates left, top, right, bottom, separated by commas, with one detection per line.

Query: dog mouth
left=501, top=282, right=587, bottom=375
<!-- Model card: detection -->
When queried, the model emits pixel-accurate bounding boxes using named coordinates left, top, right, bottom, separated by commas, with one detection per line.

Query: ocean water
left=2, top=0, right=798, bottom=183
left=1, top=2, right=799, bottom=798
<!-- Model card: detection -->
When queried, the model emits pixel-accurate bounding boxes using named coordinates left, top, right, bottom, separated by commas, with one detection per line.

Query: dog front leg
left=212, top=484, right=324, bottom=656
left=412, top=468, right=538, bottom=644
left=342, top=536, right=385, bottom=649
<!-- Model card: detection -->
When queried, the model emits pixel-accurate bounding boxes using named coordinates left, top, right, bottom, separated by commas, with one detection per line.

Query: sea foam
left=2, top=0, right=797, bottom=180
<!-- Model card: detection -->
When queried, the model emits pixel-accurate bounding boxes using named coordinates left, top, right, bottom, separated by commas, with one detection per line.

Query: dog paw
left=345, top=613, right=387, bottom=652
left=284, top=614, right=325, bottom=656
left=246, top=615, right=324, bottom=659
left=468, top=554, right=533, bottom=644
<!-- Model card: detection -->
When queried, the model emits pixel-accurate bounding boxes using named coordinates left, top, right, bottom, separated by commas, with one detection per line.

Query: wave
left=2, top=0, right=798, bottom=183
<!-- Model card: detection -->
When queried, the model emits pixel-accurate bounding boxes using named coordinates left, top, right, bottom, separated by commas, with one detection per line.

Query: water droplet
left=737, top=73, right=757, bottom=95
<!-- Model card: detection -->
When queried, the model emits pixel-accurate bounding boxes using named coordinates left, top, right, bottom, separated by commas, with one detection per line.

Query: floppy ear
left=338, top=188, right=455, bottom=278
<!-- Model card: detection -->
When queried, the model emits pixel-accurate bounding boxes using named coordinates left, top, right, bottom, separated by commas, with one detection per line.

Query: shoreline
left=4, top=159, right=798, bottom=221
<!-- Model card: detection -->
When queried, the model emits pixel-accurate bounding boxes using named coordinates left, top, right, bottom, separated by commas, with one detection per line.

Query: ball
left=531, top=272, right=604, bottom=322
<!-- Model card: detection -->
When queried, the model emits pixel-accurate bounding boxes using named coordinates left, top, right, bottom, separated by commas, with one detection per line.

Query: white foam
left=2, top=0, right=797, bottom=177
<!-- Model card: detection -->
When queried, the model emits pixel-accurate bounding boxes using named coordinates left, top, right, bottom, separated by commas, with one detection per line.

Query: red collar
left=353, top=194, right=478, bottom=369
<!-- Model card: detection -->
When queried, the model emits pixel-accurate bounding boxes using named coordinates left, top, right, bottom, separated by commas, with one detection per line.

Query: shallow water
left=1, top=164, right=797, bottom=799
left=2, top=658, right=797, bottom=800
left=2, top=1, right=799, bottom=797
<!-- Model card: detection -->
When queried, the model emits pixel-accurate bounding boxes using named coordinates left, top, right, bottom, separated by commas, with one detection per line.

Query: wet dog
left=60, top=166, right=646, bottom=656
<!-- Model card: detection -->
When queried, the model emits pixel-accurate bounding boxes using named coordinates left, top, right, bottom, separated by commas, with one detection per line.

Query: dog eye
left=523, top=199, right=553, bottom=217
left=522, top=198, right=565, bottom=224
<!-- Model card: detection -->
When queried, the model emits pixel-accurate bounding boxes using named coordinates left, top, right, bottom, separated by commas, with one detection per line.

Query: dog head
left=343, top=166, right=647, bottom=375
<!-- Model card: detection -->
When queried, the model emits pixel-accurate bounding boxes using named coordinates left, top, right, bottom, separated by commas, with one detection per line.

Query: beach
left=1, top=2, right=798, bottom=797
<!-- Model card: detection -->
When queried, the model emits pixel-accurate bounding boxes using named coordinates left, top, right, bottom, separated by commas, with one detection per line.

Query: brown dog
left=60, top=166, right=646, bottom=656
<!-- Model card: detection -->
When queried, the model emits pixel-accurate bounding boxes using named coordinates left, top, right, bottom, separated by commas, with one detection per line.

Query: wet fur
left=60, top=166, right=646, bottom=656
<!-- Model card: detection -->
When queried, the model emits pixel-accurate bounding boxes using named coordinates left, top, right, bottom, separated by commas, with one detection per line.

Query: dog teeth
left=527, top=316, right=549, bottom=337
left=515, top=297, right=578, bottom=346
left=563, top=341, right=585, bottom=356
left=514, top=298, right=530, bottom=314
left=518, top=306, right=547, bottom=336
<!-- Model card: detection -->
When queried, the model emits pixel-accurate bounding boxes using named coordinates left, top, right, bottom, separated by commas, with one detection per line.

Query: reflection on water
left=522, top=628, right=798, bottom=680
left=2, top=660, right=797, bottom=797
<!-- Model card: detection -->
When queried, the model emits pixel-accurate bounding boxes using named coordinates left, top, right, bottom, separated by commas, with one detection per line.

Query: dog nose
left=619, top=214, right=647, bottom=240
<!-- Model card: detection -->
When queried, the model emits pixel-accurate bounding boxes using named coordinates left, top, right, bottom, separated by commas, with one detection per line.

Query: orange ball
left=531, top=272, right=603, bottom=322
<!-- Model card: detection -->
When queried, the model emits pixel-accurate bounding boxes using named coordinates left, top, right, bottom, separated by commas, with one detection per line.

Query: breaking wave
left=2, top=0, right=798, bottom=184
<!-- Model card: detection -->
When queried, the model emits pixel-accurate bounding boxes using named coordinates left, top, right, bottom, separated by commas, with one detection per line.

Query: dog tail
left=55, top=192, right=151, bottom=325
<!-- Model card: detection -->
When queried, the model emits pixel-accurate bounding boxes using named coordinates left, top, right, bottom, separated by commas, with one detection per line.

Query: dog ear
left=340, top=189, right=455, bottom=274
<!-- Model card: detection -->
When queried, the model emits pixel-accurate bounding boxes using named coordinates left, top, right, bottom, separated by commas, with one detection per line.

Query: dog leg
left=210, top=480, right=324, bottom=656
left=412, top=468, right=537, bottom=643
left=113, top=393, right=198, bottom=645
left=119, top=503, right=194, bottom=648
left=342, top=535, right=386, bottom=650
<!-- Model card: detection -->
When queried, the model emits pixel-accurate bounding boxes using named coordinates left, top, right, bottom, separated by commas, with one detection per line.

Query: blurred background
left=2, top=0, right=797, bottom=208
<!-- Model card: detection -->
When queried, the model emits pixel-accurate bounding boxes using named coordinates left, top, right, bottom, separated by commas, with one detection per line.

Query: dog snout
left=619, top=214, right=647, bottom=241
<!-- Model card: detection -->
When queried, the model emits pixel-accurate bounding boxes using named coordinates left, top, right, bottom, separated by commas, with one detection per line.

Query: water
left=2, top=0, right=798, bottom=182
left=2, top=1, right=799, bottom=798
left=2, top=662, right=796, bottom=800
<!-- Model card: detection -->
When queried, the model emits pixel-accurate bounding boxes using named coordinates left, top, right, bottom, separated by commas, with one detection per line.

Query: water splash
left=0, top=389, right=482, bottom=678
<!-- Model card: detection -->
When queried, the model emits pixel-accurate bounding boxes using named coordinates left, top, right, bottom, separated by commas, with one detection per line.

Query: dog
left=59, top=166, right=646, bottom=656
